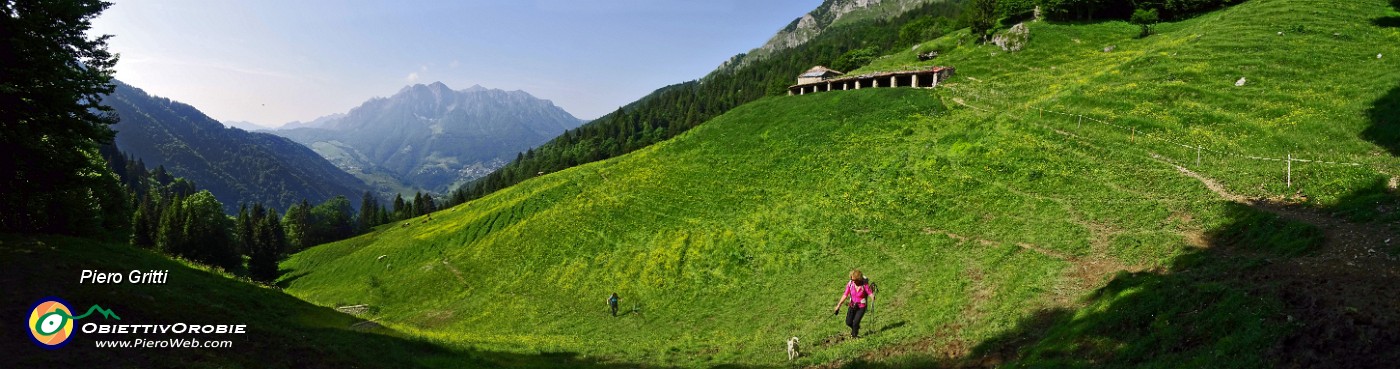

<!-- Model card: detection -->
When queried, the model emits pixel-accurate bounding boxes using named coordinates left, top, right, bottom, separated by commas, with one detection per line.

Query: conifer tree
left=413, top=192, right=425, bottom=218
left=392, top=194, right=406, bottom=220
left=358, top=191, right=378, bottom=231
left=236, top=203, right=252, bottom=256
left=152, top=165, right=172, bottom=186
left=282, top=200, right=311, bottom=252
left=156, top=195, right=185, bottom=255
left=249, top=206, right=285, bottom=283
left=0, top=0, right=122, bottom=235
left=130, top=197, right=154, bottom=248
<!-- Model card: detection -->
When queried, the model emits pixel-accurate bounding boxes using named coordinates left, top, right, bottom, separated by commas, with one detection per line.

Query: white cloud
left=450, top=60, right=460, bottom=68
left=406, top=72, right=419, bottom=83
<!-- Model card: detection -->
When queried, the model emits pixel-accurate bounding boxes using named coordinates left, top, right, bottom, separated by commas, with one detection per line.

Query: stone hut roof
left=799, top=66, right=844, bottom=78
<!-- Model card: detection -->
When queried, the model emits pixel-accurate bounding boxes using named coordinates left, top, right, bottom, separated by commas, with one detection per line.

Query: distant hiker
left=608, top=293, right=620, bottom=317
left=833, top=269, right=875, bottom=338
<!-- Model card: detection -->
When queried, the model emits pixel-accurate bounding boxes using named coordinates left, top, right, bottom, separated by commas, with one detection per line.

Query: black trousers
left=845, top=305, right=867, bottom=337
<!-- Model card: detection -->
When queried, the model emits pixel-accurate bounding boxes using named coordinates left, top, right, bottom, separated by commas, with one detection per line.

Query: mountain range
left=219, top=120, right=269, bottom=132
left=106, top=80, right=369, bottom=213
left=273, top=82, right=583, bottom=193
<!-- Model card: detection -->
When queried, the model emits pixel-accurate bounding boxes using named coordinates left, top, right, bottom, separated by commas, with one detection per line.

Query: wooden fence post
left=1286, top=153, right=1292, bottom=188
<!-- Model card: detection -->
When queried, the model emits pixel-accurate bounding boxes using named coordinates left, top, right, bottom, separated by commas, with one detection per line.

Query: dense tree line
left=115, top=152, right=239, bottom=270
left=1032, top=0, right=1244, bottom=21
left=964, top=0, right=1238, bottom=44
left=111, top=151, right=410, bottom=283
left=449, top=1, right=968, bottom=205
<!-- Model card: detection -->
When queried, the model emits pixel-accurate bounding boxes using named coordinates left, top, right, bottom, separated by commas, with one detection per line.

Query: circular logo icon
left=28, top=297, right=75, bottom=349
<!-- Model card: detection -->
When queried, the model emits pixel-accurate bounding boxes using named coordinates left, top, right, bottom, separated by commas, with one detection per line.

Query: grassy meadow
left=271, top=0, right=1400, bottom=367
left=0, top=234, right=650, bottom=368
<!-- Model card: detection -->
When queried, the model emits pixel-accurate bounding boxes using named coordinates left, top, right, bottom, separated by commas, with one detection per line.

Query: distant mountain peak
left=393, top=82, right=507, bottom=97
left=221, top=120, right=269, bottom=132
left=279, top=113, right=346, bottom=130
left=270, top=83, right=585, bottom=192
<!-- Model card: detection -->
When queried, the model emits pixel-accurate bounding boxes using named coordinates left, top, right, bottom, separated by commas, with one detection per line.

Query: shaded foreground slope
left=1, top=235, right=717, bottom=368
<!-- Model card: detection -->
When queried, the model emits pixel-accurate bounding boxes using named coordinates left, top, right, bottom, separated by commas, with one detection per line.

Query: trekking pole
left=865, top=302, right=873, bottom=335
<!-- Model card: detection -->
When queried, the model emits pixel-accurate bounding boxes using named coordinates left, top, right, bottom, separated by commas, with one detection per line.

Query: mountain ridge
left=220, top=120, right=270, bottom=131
left=106, top=80, right=369, bottom=213
left=273, top=82, right=584, bottom=194
left=718, top=0, right=942, bottom=72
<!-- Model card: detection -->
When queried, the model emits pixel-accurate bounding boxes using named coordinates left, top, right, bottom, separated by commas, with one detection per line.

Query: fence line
left=947, top=91, right=1368, bottom=189
left=1023, top=105, right=1363, bottom=167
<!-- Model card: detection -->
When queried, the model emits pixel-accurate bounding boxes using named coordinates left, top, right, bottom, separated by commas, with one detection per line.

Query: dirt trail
left=921, top=228, right=1071, bottom=262
left=1151, top=153, right=1400, bottom=368
left=442, top=260, right=467, bottom=285
left=1151, top=153, right=1397, bottom=262
left=920, top=227, right=1129, bottom=296
left=957, top=95, right=1397, bottom=261
left=825, top=97, right=1400, bottom=368
left=813, top=226, right=1134, bottom=369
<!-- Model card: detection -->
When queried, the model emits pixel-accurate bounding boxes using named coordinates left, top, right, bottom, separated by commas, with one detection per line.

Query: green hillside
left=282, top=0, right=1400, bottom=368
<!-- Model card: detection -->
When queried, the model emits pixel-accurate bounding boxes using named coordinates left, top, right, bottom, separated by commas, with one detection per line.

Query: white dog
left=786, top=336, right=801, bottom=361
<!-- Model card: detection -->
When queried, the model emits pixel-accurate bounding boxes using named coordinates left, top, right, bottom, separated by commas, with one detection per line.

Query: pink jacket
left=844, top=280, right=874, bottom=308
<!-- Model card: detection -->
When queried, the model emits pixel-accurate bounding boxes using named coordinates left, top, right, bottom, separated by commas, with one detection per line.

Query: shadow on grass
left=1329, top=177, right=1400, bottom=224
left=876, top=320, right=909, bottom=333
left=1383, top=0, right=1400, bottom=28
left=836, top=187, right=1400, bottom=369
left=275, top=268, right=307, bottom=288
left=1364, top=85, right=1400, bottom=156
left=962, top=202, right=1323, bottom=369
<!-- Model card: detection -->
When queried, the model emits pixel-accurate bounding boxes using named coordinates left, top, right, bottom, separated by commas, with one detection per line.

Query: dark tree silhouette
left=0, top=0, right=122, bottom=235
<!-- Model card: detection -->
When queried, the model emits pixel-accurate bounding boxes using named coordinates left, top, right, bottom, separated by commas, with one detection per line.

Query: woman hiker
left=833, top=269, right=874, bottom=338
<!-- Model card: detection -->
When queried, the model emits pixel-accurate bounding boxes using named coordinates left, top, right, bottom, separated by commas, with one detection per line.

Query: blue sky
left=89, top=0, right=822, bottom=126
